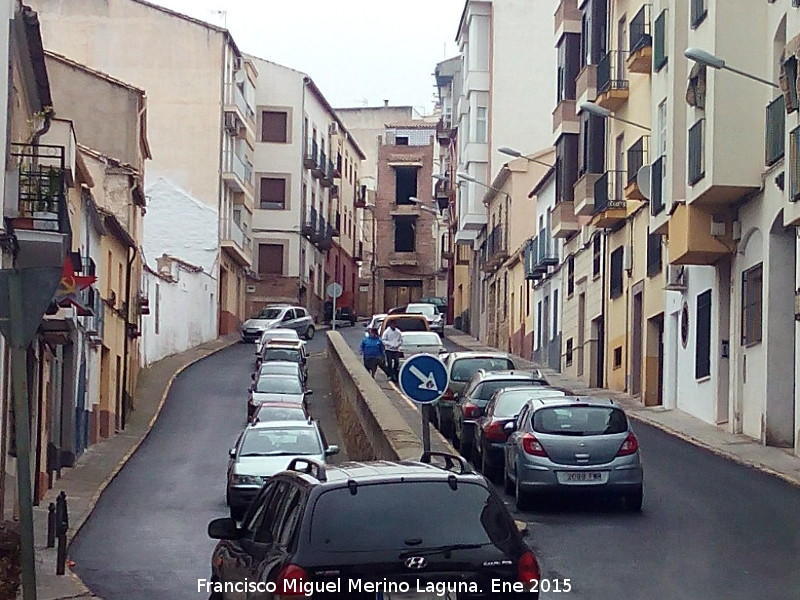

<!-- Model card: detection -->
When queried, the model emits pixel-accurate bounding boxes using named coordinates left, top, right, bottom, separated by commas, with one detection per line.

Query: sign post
left=398, top=354, right=449, bottom=453
left=326, top=282, right=343, bottom=331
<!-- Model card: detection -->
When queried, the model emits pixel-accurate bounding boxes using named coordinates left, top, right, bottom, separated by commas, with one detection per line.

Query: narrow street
left=337, top=326, right=800, bottom=600
left=67, top=334, right=340, bottom=600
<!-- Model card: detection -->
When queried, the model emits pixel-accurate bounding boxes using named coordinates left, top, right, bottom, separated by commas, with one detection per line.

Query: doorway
left=646, top=314, right=664, bottom=406
left=591, top=317, right=604, bottom=388
left=631, top=287, right=643, bottom=397
left=383, top=280, right=422, bottom=311
left=577, top=293, right=586, bottom=377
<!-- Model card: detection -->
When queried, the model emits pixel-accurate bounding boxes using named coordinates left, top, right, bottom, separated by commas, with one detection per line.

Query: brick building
left=373, top=122, right=441, bottom=311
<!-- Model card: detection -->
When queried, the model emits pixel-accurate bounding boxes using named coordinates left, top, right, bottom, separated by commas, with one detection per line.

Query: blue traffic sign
left=398, top=354, right=449, bottom=404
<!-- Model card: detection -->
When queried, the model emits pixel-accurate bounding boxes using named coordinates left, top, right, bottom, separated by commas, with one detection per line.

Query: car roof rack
left=419, top=451, right=474, bottom=475
left=287, top=457, right=327, bottom=482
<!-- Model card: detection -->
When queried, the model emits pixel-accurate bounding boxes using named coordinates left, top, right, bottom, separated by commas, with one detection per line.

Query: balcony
left=437, top=116, right=453, bottom=143
left=334, top=153, right=342, bottom=178
left=354, top=241, right=364, bottom=262
left=320, top=158, right=334, bottom=188
left=627, top=5, right=652, bottom=74
left=553, top=99, right=579, bottom=138
left=529, top=233, right=559, bottom=279
left=596, top=51, right=629, bottom=111
left=765, top=95, right=785, bottom=167
left=220, top=217, right=252, bottom=267
left=575, top=65, right=597, bottom=105
left=224, top=82, right=255, bottom=133
left=317, top=218, right=333, bottom=251
left=573, top=171, right=602, bottom=216
left=332, top=212, right=341, bottom=237
left=625, top=136, right=649, bottom=200
left=354, top=185, right=367, bottom=208
left=222, top=150, right=254, bottom=196
left=435, top=179, right=451, bottom=211
left=668, top=203, right=733, bottom=265
left=304, top=139, right=318, bottom=169
left=313, top=149, right=327, bottom=180
left=331, top=184, right=340, bottom=200
left=554, top=0, right=581, bottom=39
left=302, top=206, right=319, bottom=239
left=551, top=201, right=580, bottom=238
left=7, top=143, right=71, bottom=270
left=388, top=252, right=417, bottom=266
left=481, top=226, right=508, bottom=273
left=593, top=171, right=627, bottom=228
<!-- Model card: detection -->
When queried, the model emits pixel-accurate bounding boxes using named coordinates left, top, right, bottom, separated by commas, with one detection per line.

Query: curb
left=64, top=338, right=238, bottom=562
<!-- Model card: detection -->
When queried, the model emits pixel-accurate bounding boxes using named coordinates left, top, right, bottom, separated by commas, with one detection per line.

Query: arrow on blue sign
left=398, top=354, right=449, bottom=404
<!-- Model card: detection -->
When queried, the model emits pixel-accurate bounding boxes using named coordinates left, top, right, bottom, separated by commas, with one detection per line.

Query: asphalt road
left=337, top=324, right=800, bottom=600
left=69, top=332, right=340, bottom=600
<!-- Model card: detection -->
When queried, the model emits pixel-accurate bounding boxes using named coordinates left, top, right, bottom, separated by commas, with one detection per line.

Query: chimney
left=383, top=99, right=389, bottom=107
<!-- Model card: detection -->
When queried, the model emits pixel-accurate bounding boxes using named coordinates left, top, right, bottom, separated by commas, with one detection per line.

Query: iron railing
left=766, top=95, right=786, bottom=167
left=594, top=171, right=627, bottom=213
left=597, top=51, right=629, bottom=96
left=651, top=155, right=665, bottom=216
left=10, top=143, right=69, bottom=234
left=627, top=136, right=649, bottom=185
left=629, top=5, right=652, bottom=54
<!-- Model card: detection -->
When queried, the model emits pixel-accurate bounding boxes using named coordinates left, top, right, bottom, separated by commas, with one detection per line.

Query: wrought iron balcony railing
left=10, top=143, right=69, bottom=234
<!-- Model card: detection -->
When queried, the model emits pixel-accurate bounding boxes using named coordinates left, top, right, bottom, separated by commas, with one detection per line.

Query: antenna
left=211, top=9, right=227, bottom=28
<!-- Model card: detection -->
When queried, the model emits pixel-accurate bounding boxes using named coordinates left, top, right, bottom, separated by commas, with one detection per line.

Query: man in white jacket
left=381, top=321, right=403, bottom=383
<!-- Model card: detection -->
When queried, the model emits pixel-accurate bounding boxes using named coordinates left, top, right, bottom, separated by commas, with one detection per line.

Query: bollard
left=46, top=503, right=55, bottom=548
left=55, top=492, right=68, bottom=575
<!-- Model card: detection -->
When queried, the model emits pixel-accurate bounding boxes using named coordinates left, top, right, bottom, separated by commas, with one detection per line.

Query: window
left=567, top=255, right=575, bottom=296
left=556, top=133, right=579, bottom=203
left=690, top=0, right=707, bottom=28
left=610, top=247, right=624, bottom=299
left=592, top=234, right=602, bottom=277
left=579, top=113, right=606, bottom=175
left=657, top=100, right=668, bottom=158
left=261, top=111, right=288, bottom=143
left=395, top=167, right=418, bottom=204
left=476, top=107, right=488, bottom=143
left=613, top=346, right=623, bottom=369
left=557, top=33, right=581, bottom=103
left=260, top=177, right=287, bottom=210
left=695, top=290, right=712, bottom=378
left=791, top=127, right=800, bottom=202
left=396, top=136, right=409, bottom=146
left=536, top=302, right=543, bottom=349
left=688, top=119, right=705, bottom=185
left=766, top=95, right=786, bottom=166
left=647, top=232, right=663, bottom=277
left=258, top=244, right=284, bottom=275
left=394, top=218, right=416, bottom=252
left=741, top=264, right=763, bottom=346
left=783, top=57, right=799, bottom=113
left=552, top=289, right=559, bottom=340
left=565, top=338, right=574, bottom=367
left=653, top=10, right=668, bottom=71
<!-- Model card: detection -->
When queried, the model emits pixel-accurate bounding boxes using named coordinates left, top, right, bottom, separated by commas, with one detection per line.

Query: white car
left=256, top=328, right=301, bottom=357
left=363, top=313, right=388, bottom=337
left=402, top=303, right=444, bottom=335
left=398, top=331, right=446, bottom=360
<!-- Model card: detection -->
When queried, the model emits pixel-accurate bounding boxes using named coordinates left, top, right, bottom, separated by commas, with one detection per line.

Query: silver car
left=226, top=421, right=338, bottom=519
left=398, top=331, right=446, bottom=361
left=252, top=361, right=304, bottom=384
left=504, top=396, right=643, bottom=512
left=241, top=305, right=315, bottom=342
left=247, top=374, right=312, bottom=421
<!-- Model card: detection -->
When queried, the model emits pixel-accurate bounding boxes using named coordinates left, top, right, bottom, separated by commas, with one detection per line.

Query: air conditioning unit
left=328, top=122, right=339, bottom=135
left=665, top=264, right=687, bottom=291
left=623, top=244, right=633, bottom=271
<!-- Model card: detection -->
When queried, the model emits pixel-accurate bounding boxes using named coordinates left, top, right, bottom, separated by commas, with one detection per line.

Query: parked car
left=251, top=402, right=309, bottom=424
left=437, top=352, right=517, bottom=439
left=251, top=360, right=304, bottom=385
left=334, top=306, right=357, bottom=326
left=241, top=305, right=315, bottom=343
left=504, top=395, right=643, bottom=511
left=419, top=295, right=448, bottom=316
left=225, top=420, right=338, bottom=520
left=389, top=302, right=444, bottom=334
left=363, top=313, right=387, bottom=336
left=473, top=386, right=568, bottom=481
left=397, top=331, right=446, bottom=360
left=256, top=340, right=308, bottom=382
left=255, top=328, right=301, bottom=358
left=209, top=452, right=540, bottom=598
left=378, top=313, right=429, bottom=335
left=453, top=370, right=547, bottom=458
left=247, top=374, right=312, bottom=420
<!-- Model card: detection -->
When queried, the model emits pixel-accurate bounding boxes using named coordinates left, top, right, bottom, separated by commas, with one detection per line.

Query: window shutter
left=258, top=244, right=284, bottom=275
left=695, top=289, right=712, bottom=379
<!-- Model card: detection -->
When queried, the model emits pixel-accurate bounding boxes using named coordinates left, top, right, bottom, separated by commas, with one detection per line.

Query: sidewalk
left=443, top=326, right=800, bottom=488
left=31, top=335, right=238, bottom=600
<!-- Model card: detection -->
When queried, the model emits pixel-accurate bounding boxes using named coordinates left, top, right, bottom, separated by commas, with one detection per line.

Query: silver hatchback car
left=504, top=396, right=643, bottom=512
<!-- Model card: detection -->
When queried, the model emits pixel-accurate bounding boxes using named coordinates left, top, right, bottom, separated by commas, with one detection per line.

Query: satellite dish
left=235, top=70, right=247, bottom=84
left=637, top=165, right=652, bottom=200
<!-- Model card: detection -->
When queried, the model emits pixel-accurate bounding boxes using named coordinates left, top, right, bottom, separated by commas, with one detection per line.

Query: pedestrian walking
left=359, top=327, right=385, bottom=377
left=381, top=321, right=402, bottom=383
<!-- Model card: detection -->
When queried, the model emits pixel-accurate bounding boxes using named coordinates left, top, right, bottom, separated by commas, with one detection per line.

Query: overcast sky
left=152, top=0, right=464, bottom=113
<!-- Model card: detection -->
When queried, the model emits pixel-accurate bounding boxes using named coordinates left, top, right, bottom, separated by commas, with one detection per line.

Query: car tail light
left=441, top=388, right=455, bottom=402
left=617, top=432, right=639, bottom=456
left=463, top=402, right=481, bottom=419
left=517, top=550, right=540, bottom=583
left=274, top=564, right=308, bottom=596
left=521, top=433, right=547, bottom=457
left=484, top=421, right=507, bottom=442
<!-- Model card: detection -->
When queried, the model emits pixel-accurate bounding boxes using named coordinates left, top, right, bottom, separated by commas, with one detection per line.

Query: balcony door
left=617, top=17, right=627, bottom=80
left=615, top=134, right=625, bottom=200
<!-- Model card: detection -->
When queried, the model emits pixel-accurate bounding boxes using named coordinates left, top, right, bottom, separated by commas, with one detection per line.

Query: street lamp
left=497, top=147, right=555, bottom=168
left=457, top=172, right=511, bottom=203
left=684, top=47, right=779, bottom=88
left=580, top=102, right=652, bottom=131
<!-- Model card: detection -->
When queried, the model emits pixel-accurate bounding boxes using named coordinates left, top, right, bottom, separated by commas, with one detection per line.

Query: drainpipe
left=601, top=231, right=608, bottom=388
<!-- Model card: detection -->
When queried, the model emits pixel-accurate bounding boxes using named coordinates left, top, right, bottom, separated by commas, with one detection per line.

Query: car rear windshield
left=407, top=305, right=437, bottom=317
left=262, top=331, right=299, bottom=342
left=310, top=481, right=512, bottom=552
left=256, top=308, right=282, bottom=319
left=258, top=365, right=299, bottom=377
left=388, top=317, right=427, bottom=331
left=254, top=377, right=302, bottom=394
left=473, top=379, right=537, bottom=401
left=262, top=349, right=301, bottom=363
left=450, top=358, right=515, bottom=382
left=492, top=390, right=567, bottom=418
left=532, top=406, right=628, bottom=436
left=239, top=427, right=321, bottom=456
left=253, top=406, right=306, bottom=422
left=401, top=332, right=441, bottom=345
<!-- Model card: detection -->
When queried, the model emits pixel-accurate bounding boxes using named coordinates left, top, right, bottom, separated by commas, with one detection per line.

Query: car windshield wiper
left=399, top=543, right=485, bottom=558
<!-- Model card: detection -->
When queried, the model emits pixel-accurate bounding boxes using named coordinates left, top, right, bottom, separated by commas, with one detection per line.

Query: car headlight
left=232, top=474, right=264, bottom=486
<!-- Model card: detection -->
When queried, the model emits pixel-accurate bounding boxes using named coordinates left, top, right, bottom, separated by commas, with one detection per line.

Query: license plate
left=557, top=471, right=607, bottom=484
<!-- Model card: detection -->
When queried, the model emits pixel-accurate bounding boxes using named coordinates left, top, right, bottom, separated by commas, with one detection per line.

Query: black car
left=206, top=452, right=541, bottom=599
left=335, top=306, right=357, bottom=326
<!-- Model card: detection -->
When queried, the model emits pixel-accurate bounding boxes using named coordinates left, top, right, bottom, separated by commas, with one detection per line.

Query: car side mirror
left=228, top=448, right=236, bottom=458
left=325, top=445, right=340, bottom=456
left=208, top=517, right=241, bottom=540
left=503, top=421, right=516, bottom=433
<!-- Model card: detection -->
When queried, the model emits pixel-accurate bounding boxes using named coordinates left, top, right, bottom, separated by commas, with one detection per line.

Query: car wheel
left=304, top=325, right=315, bottom=340
left=514, top=465, right=533, bottom=511
left=625, top=488, right=643, bottom=512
